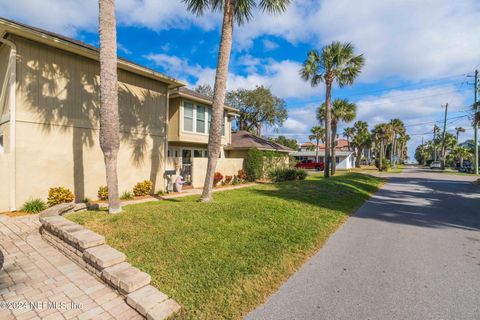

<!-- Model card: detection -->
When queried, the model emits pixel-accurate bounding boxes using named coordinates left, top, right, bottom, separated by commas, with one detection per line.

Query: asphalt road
left=247, top=166, right=480, bottom=320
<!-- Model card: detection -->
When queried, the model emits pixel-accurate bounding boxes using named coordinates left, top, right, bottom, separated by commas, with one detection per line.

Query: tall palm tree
left=318, top=99, right=357, bottom=175
left=455, top=127, right=465, bottom=142
left=441, top=132, right=457, bottom=168
left=99, top=0, right=121, bottom=213
left=343, top=127, right=355, bottom=151
left=185, top=0, right=291, bottom=202
left=351, top=121, right=370, bottom=168
left=309, top=126, right=325, bottom=163
left=300, top=42, right=364, bottom=178
left=389, top=118, right=405, bottom=167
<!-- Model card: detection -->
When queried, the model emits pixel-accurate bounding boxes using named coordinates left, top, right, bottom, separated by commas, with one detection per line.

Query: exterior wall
left=9, top=35, right=169, bottom=209
left=168, top=97, right=232, bottom=146
left=0, top=42, right=12, bottom=211
left=0, top=43, right=11, bottom=120
left=0, top=155, right=9, bottom=211
left=191, top=158, right=244, bottom=188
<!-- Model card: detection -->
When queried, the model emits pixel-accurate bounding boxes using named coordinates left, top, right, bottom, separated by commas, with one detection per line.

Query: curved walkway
left=0, top=214, right=141, bottom=320
left=247, top=166, right=480, bottom=320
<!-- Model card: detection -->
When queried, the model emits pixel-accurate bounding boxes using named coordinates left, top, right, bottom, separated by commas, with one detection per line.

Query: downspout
left=1, top=37, right=16, bottom=211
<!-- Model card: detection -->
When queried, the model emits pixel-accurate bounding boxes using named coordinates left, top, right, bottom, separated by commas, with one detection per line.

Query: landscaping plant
left=225, top=176, right=233, bottom=184
left=213, top=172, right=224, bottom=186
left=21, top=198, right=47, bottom=213
left=120, top=191, right=134, bottom=201
left=133, top=180, right=153, bottom=197
left=47, top=187, right=74, bottom=206
left=244, top=148, right=264, bottom=181
left=98, top=186, right=109, bottom=201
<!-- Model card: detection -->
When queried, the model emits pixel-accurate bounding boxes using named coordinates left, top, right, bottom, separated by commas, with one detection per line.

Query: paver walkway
left=247, top=166, right=480, bottom=320
left=0, top=214, right=142, bottom=320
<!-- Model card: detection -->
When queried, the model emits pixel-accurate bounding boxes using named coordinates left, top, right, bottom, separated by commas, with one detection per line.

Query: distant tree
left=451, top=146, right=472, bottom=167
left=226, top=86, right=287, bottom=136
left=390, top=118, right=406, bottom=167
left=269, top=136, right=298, bottom=150
left=309, top=126, right=326, bottom=163
left=343, top=127, right=355, bottom=151
left=318, top=98, right=357, bottom=175
left=350, top=121, right=370, bottom=168
left=194, top=84, right=214, bottom=98
left=372, top=123, right=395, bottom=171
left=300, top=41, right=365, bottom=178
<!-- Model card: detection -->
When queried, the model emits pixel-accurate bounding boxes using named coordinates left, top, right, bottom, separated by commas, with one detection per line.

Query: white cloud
left=262, top=39, right=279, bottom=51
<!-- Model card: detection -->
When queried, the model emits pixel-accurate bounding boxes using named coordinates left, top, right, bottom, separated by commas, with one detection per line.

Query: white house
left=293, top=139, right=356, bottom=170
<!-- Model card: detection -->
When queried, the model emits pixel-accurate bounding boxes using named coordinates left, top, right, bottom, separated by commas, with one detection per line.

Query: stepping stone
left=83, top=245, right=126, bottom=269
left=126, top=285, right=168, bottom=316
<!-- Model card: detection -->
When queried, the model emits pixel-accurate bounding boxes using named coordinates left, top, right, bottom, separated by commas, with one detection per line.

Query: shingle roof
left=301, top=139, right=350, bottom=150
left=225, top=131, right=294, bottom=152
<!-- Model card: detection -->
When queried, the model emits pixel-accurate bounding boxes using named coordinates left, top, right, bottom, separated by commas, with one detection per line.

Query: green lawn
left=68, top=173, right=383, bottom=319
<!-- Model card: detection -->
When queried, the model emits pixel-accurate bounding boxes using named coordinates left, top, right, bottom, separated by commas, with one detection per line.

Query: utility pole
left=474, top=70, right=479, bottom=175
left=441, top=103, right=448, bottom=169
left=433, top=124, right=437, bottom=162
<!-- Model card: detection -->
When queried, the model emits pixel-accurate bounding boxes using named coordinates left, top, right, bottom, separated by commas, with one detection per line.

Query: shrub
left=269, top=168, right=308, bottom=182
left=97, top=186, right=109, bottom=201
left=21, top=198, right=46, bottom=213
left=225, top=175, right=233, bottom=184
left=133, top=180, right=153, bottom=196
left=244, top=148, right=264, bottom=181
left=232, top=175, right=240, bottom=185
left=237, top=169, right=247, bottom=181
left=47, top=187, right=74, bottom=206
left=120, top=191, right=134, bottom=201
left=214, top=172, right=223, bottom=186
left=375, top=158, right=390, bottom=171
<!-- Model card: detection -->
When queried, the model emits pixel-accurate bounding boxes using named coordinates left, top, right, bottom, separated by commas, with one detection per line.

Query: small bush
left=47, top=187, right=74, bottom=207
left=269, top=168, right=308, bottom=182
left=225, top=176, right=233, bottom=184
left=237, top=169, right=247, bottom=181
left=98, top=186, right=109, bottom=201
left=21, top=198, right=46, bottom=213
left=244, top=149, right=264, bottom=181
left=232, top=175, right=240, bottom=185
left=133, top=180, right=153, bottom=197
left=120, top=191, right=134, bottom=201
left=214, top=172, right=223, bottom=186
left=375, top=158, right=390, bottom=171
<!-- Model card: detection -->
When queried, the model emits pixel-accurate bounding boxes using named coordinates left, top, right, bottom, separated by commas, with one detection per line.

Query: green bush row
left=268, top=168, right=308, bottom=182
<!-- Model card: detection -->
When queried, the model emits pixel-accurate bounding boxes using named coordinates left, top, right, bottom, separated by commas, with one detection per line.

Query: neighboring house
left=0, top=18, right=291, bottom=212
left=224, top=130, right=293, bottom=158
left=293, top=139, right=356, bottom=169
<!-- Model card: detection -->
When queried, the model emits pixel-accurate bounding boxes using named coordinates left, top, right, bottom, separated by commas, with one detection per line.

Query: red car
left=295, top=160, right=325, bottom=171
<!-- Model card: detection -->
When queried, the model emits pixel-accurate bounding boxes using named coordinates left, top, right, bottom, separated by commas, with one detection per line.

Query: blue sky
left=2, top=0, right=480, bottom=159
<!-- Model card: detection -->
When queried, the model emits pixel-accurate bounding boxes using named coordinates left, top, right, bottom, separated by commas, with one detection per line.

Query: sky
left=2, top=0, right=480, bottom=160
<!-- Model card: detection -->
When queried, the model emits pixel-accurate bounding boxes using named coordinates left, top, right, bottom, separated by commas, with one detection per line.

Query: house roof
left=300, top=139, right=350, bottom=150
left=169, top=87, right=239, bottom=113
left=293, top=150, right=355, bottom=157
left=0, top=17, right=185, bottom=88
left=224, top=131, right=294, bottom=153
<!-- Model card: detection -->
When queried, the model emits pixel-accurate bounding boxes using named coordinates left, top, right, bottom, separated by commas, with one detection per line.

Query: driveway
left=247, top=166, right=480, bottom=320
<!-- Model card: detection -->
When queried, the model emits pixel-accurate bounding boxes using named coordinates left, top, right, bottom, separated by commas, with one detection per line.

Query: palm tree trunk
left=99, top=0, right=121, bottom=213
left=200, top=0, right=234, bottom=202
left=355, top=147, right=363, bottom=168
left=324, top=78, right=332, bottom=178
left=379, top=142, right=384, bottom=171
left=331, top=123, right=337, bottom=175
left=391, top=135, right=396, bottom=167
left=315, top=138, right=319, bottom=163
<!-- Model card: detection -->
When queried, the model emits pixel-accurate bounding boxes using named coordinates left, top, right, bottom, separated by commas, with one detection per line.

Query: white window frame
left=181, top=100, right=226, bottom=137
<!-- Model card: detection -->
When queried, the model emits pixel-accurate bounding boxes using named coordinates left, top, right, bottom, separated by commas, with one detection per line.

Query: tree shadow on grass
left=254, top=173, right=480, bottom=231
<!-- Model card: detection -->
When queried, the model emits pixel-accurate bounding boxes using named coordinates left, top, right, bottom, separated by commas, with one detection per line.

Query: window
left=335, top=156, right=340, bottom=164
left=183, top=102, right=194, bottom=132
left=196, top=105, right=205, bottom=133
left=222, top=112, right=226, bottom=136
left=194, top=150, right=203, bottom=158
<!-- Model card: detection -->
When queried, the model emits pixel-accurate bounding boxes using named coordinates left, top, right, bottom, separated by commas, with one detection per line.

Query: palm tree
left=441, top=132, right=457, bottom=168
left=455, top=127, right=465, bottom=142
left=309, top=126, right=326, bottom=163
left=300, top=42, right=365, bottom=178
left=372, top=123, right=394, bottom=171
left=351, top=121, right=370, bottom=168
left=451, top=146, right=472, bottom=167
left=389, top=118, right=405, bottom=167
left=318, top=99, right=357, bottom=175
left=343, top=127, right=355, bottom=151
left=185, top=0, right=291, bottom=202
left=98, top=0, right=121, bottom=213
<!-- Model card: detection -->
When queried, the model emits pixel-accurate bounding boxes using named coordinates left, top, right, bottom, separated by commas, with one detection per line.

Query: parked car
left=295, top=160, right=325, bottom=171
left=458, top=160, right=473, bottom=173
left=429, top=161, right=441, bottom=169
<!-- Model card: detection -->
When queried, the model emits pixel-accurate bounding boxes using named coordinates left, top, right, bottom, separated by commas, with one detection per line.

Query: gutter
left=0, top=37, right=16, bottom=211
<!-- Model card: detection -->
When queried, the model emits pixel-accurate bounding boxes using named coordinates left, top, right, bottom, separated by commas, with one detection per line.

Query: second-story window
left=196, top=105, right=205, bottom=133
left=183, top=101, right=226, bottom=136
left=184, top=102, right=194, bottom=132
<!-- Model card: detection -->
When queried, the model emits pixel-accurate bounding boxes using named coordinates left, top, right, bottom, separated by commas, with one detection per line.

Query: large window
left=183, top=102, right=194, bottom=132
left=183, top=101, right=226, bottom=136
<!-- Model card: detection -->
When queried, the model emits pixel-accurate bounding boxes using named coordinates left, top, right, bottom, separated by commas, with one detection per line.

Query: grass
left=438, top=168, right=478, bottom=176
left=347, top=164, right=404, bottom=175
left=68, top=173, right=383, bottom=319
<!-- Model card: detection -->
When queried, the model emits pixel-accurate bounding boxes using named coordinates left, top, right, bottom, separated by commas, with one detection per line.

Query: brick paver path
left=0, top=214, right=142, bottom=320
